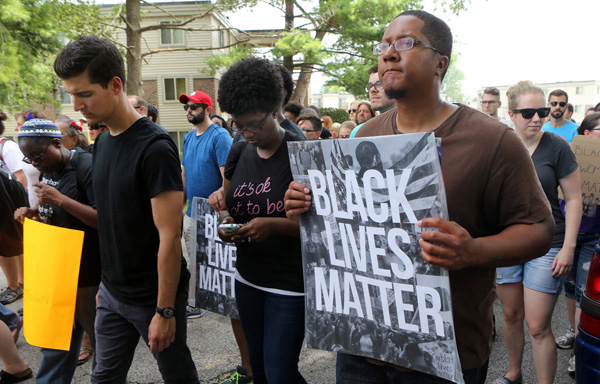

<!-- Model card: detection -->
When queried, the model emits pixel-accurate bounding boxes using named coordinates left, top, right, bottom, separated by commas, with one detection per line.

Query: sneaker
left=556, top=327, right=575, bottom=349
left=220, top=366, right=253, bottom=384
left=0, top=284, right=23, bottom=304
left=568, top=353, right=576, bottom=374
left=186, top=306, right=203, bottom=319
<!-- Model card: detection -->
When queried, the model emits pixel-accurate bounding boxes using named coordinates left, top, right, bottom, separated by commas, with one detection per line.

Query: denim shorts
left=496, top=247, right=565, bottom=294
left=564, top=233, right=599, bottom=305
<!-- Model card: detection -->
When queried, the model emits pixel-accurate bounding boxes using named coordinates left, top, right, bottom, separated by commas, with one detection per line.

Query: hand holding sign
left=417, top=217, right=479, bottom=271
left=284, top=181, right=312, bottom=221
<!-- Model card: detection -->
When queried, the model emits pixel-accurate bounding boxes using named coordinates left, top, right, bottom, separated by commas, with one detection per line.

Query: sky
left=98, top=0, right=600, bottom=99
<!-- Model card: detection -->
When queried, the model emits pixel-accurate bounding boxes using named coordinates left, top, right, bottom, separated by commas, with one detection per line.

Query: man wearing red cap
left=179, top=90, right=232, bottom=316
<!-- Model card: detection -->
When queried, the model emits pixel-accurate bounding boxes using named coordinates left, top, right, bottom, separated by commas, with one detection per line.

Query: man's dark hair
left=54, top=35, right=126, bottom=89
left=0, top=111, right=6, bottom=136
left=218, top=58, right=283, bottom=116
left=276, top=65, right=294, bottom=106
left=397, top=10, right=452, bottom=80
left=567, top=103, right=574, bottom=113
left=368, top=64, right=378, bottom=75
left=548, top=89, right=568, bottom=103
left=483, top=87, right=500, bottom=97
left=284, top=102, right=303, bottom=117
left=147, top=104, right=158, bottom=122
left=297, top=114, right=322, bottom=133
left=595, top=102, right=600, bottom=112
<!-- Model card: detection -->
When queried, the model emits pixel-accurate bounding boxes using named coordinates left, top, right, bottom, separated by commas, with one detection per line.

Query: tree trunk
left=125, top=0, right=142, bottom=96
left=283, top=0, right=294, bottom=74
left=291, top=29, right=327, bottom=104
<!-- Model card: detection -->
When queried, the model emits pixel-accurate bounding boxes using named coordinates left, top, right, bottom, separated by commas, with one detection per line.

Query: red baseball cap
left=178, top=90, right=213, bottom=107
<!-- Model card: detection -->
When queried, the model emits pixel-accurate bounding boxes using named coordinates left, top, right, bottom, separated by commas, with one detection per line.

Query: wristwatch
left=156, top=306, right=175, bottom=319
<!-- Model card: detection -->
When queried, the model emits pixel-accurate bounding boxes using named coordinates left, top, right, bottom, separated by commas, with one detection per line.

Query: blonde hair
left=506, top=81, right=545, bottom=111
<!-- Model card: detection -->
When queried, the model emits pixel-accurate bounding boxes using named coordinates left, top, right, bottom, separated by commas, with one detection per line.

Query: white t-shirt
left=0, top=139, right=24, bottom=174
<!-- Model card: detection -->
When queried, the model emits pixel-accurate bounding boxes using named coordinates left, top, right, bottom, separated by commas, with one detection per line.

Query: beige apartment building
left=310, top=92, right=356, bottom=110
left=475, top=80, right=600, bottom=124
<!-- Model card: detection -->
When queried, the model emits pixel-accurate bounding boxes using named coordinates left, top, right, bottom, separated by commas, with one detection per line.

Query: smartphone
left=218, top=223, right=241, bottom=232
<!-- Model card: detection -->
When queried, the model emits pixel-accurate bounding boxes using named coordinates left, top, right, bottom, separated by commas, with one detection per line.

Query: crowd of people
left=1, top=7, right=600, bottom=384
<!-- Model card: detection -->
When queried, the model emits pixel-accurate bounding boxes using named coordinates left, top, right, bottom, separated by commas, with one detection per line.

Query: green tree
left=0, top=0, right=102, bottom=110
left=441, top=59, right=466, bottom=103
left=207, top=0, right=469, bottom=102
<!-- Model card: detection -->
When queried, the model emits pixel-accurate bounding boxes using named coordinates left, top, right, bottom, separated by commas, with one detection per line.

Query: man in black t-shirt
left=54, top=36, right=198, bottom=383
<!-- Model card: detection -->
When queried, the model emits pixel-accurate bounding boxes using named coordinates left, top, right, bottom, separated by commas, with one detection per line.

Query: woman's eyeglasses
left=23, top=141, right=53, bottom=164
left=512, top=108, right=551, bottom=119
left=231, top=113, right=270, bottom=133
left=347, top=108, right=357, bottom=114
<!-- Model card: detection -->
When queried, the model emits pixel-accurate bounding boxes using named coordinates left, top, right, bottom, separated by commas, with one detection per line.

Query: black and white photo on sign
left=190, top=197, right=239, bottom=319
left=288, top=132, right=464, bottom=384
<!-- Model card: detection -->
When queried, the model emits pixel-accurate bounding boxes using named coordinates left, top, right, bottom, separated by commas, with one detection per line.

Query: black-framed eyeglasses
left=183, top=103, right=205, bottom=111
left=22, top=140, right=53, bottom=165
left=373, top=37, right=441, bottom=56
left=480, top=100, right=499, bottom=105
left=550, top=101, right=567, bottom=108
left=231, top=113, right=270, bottom=133
left=365, top=81, right=383, bottom=93
left=133, top=105, right=142, bottom=109
left=347, top=108, right=357, bottom=114
left=512, top=108, right=551, bottom=119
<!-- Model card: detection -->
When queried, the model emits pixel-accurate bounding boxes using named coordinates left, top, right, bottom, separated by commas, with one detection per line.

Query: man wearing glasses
left=542, top=89, right=578, bottom=142
left=179, top=90, right=232, bottom=317
left=285, top=9, right=553, bottom=384
left=350, top=64, right=395, bottom=137
left=480, top=87, right=513, bottom=128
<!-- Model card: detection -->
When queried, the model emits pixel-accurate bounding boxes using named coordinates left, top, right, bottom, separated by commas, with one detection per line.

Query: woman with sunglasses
left=216, top=57, right=306, bottom=384
left=494, top=81, right=582, bottom=384
left=14, top=119, right=100, bottom=384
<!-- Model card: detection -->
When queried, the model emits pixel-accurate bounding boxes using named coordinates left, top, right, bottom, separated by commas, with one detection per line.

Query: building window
left=576, top=86, right=584, bottom=95
left=575, top=105, right=581, bottom=113
left=60, top=87, right=71, bottom=104
left=219, top=30, right=226, bottom=47
left=164, top=78, right=186, bottom=101
left=160, top=21, right=184, bottom=45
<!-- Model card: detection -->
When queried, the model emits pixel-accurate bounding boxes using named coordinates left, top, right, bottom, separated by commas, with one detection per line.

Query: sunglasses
left=183, top=103, right=204, bottom=111
left=23, top=140, right=53, bottom=165
left=550, top=101, right=567, bottom=108
left=347, top=108, right=357, bottom=114
left=89, top=124, right=107, bottom=130
left=231, top=113, right=270, bottom=133
left=512, top=108, right=551, bottom=119
left=480, top=100, right=499, bottom=105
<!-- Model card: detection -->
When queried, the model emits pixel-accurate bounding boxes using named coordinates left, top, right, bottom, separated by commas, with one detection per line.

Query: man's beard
left=188, top=112, right=205, bottom=125
left=552, top=109, right=564, bottom=119
left=385, top=87, right=406, bottom=100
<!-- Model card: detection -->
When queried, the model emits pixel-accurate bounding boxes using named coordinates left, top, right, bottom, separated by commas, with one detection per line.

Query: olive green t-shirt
left=358, top=104, right=551, bottom=370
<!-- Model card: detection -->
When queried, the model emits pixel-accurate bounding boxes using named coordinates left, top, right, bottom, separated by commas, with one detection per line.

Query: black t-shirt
left=38, top=148, right=101, bottom=287
left=225, top=131, right=304, bottom=292
left=0, top=170, right=28, bottom=256
left=93, top=117, right=188, bottom=306
left=532, top=132, right=578, bottom=247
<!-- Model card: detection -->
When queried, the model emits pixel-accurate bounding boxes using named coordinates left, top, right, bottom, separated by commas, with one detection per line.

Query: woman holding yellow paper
left=14, top=119, right=100, bottom=384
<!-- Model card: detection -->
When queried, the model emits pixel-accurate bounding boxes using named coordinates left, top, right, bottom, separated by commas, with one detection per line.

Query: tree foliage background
left=0, top=0, right=104, bottom=110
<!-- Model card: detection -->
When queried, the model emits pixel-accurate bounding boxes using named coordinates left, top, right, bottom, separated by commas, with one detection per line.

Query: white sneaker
left=556, top=327, right=575, bottom=349
left=568, top=354, right=575, bottom=374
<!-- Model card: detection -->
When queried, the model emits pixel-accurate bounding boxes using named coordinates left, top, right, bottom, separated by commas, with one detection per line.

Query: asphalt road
left=2, top=274, right=575, bottom=384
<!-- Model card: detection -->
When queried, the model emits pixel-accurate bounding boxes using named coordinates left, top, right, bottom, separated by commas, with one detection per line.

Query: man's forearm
left=156, top=233, right=181, bottom=309
left=473, top=214, right=555, bottom=268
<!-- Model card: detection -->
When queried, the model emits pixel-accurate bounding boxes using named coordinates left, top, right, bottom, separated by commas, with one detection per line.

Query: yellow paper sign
left=23, top=218, right=84, bottom=350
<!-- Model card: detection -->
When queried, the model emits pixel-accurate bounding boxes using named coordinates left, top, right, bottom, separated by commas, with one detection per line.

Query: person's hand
left=208, top=187, right=225, bottom=212
left=231, top=218, right=272, bottom=243
left=284, top=181, right=312, bottom=222
left=148, top=313, right=176, bottom=353
left=552, top=248, right=573, bottom=278
left=14, top=206, right=39, bottom=223
left=34, top=182, right=65, bottom=206
left=217, top=215, right=239, bottom=243
left=417, top=217, right=479, bottom=270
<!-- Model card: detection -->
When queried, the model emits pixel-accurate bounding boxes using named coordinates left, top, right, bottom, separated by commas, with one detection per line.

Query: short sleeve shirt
left=182, top=123, right=232, bottom=216
left=358, top=105, right=551, bottom=370
left=542, top=120, right=578, bottom=142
